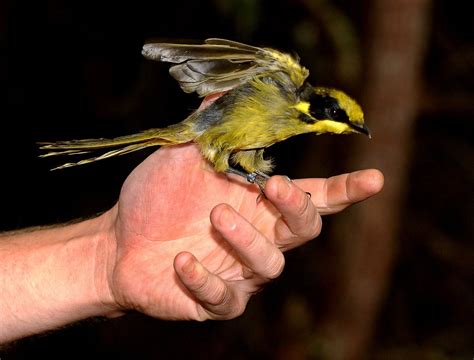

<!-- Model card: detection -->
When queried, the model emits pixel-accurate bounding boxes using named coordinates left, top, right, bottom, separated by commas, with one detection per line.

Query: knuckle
left=295, top=193, right=311, bottom=218
left=227, top=301, right=247, bottom=319
left=240, top=228, right=260, bottom=251
left=205, top=289, right=243, bottom=319
left=191, top=270, right=210, bottom=293
left=300, top=201, right=322, bottom=240
left=300, top=212, right=322, bottom=241
left=265, top=251, right=285, bottom=280
left=207, top=283, right=231, bottom=307
left=308, top=214, right=323, bottom=239
left=288, top=198, right=322, bottom=241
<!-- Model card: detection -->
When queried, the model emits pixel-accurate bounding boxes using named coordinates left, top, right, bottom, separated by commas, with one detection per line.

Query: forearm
left=0, top=211, right=119, bottom=344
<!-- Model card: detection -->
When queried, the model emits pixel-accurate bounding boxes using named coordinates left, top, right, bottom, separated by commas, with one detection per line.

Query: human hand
left=97, top=143, right=383, bottom=320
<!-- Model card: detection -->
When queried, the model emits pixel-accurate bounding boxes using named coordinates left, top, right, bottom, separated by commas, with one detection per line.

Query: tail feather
left=39, top=149, right=93, bottom=157
left=49, top=141, right=160, bottom=170
left=38, top=128, right=167, bottom=152
left=39, top=122, right=195, bottom=170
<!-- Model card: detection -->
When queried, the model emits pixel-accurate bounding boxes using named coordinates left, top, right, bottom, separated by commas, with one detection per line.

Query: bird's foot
left=246, top=171, right=270, bottom=201
left=226, top=168, right=270, bottom=201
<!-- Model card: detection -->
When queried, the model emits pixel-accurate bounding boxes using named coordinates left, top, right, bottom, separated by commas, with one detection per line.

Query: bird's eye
left=327, top=107, right=350, bottom=123
left=327, top=107, right=340, bottom=119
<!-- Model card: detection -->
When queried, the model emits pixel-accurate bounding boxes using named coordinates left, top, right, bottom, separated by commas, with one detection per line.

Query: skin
left=0, top=143, right=384, bottom=344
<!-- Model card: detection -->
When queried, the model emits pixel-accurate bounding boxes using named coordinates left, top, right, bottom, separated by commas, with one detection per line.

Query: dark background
left=3, top=0, right=473, bottom=359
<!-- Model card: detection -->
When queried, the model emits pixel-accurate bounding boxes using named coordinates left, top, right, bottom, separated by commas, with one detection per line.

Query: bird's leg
left=248, top=171, right=270, bottom=195
left=225, top=168, right=312, bottom=200
left=226, top=167, right=270, bottom=199
left=225, top=167, right=249, bottom=180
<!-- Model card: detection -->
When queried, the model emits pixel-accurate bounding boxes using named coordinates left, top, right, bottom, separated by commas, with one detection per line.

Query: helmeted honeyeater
left=39, top=38, right=370, bottom=190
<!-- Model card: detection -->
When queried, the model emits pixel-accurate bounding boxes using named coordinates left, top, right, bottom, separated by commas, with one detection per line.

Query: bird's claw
left=246, top=172, right=270, bottom=202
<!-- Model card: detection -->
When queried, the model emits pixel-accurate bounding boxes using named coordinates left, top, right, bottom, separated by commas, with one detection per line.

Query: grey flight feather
left=141, top=38, right=308, bottom=97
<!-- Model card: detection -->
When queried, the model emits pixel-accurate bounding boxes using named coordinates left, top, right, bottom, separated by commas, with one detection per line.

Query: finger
left=294, top=169, right=384, bottom=215
left=264, top=176, right=322, bottom=248
left=174, top=251, right=238, bottom=318
left=210, top=204, right=285, bottom=280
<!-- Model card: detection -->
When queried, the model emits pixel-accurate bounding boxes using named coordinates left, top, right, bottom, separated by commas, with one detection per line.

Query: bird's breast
left=194, top=78, right=302, bottom=150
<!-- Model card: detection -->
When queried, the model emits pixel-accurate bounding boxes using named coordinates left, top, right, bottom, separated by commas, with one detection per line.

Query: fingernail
left=220, top=206, right=236, bottom=231
left=182, top=257, right=195, bottom=274
left=277, top=176, right=292, bottom=200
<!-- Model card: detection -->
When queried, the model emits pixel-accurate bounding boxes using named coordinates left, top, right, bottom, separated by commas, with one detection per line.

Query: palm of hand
left=103, top=143, right=383, bottom=321
left=109, top=144, right=282, bottom=319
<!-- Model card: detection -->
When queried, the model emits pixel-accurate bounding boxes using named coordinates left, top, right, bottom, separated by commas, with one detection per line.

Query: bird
left=39, top=38, right=370, bottom=191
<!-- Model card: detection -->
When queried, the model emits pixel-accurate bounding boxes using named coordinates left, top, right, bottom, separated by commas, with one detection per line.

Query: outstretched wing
left=142, top=38, right=309, bottom=97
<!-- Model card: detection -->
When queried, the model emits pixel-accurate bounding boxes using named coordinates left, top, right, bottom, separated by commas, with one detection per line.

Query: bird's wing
left=142, top=38, right=309, bottom=97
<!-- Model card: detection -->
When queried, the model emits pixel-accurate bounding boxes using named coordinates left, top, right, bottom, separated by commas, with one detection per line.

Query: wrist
left=93, top=204, right=123, bottom=317
left=0, top=208, right=121, bottom=343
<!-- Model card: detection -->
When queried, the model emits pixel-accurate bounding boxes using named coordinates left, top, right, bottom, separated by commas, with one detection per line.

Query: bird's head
left=295, top=86, right=370, bottom=138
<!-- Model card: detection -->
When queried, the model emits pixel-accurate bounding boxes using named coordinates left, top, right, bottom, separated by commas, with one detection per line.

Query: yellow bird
left=39, top=38, right=370, bottom=190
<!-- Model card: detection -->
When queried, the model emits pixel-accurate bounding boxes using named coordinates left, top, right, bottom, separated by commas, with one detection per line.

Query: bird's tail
left=39, top=122, right=195, bottom=170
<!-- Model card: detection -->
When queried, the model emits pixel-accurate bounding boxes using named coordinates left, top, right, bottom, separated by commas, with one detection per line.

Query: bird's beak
left=352, top=123, right=371, bottom=139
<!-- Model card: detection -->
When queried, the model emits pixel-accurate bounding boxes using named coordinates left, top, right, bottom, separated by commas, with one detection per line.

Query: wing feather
left=204, top=38, right=261, bottom=52
left=142, top=38, right=308, bottom=96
